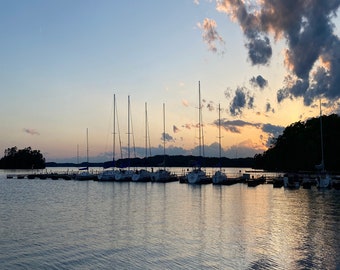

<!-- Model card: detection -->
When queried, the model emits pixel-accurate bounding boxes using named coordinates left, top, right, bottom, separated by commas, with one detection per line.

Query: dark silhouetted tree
left=0, top=146, right=45, bottom=169
left=254, top=114, right=340, bottom=172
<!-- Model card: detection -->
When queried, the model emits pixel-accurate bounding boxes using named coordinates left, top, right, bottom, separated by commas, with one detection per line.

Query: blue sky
left=1, top=0, right=340, bottom=163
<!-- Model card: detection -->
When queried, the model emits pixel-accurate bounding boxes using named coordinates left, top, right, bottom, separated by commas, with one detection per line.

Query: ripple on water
left=0, top=176, right=340, bottom=269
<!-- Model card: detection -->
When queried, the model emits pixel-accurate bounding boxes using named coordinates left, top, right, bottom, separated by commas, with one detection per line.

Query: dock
left=6, top=173, right=75, bottom=180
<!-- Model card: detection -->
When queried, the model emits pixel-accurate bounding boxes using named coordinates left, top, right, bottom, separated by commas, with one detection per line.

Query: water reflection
left=0, top=174, right=339, bottom=269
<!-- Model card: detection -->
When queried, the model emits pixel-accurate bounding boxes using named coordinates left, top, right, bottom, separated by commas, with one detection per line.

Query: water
left=0, top=168, right=339, bottom=269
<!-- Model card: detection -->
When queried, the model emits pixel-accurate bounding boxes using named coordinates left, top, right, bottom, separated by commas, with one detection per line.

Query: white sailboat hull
left=187, top=169, right=211, bottom=184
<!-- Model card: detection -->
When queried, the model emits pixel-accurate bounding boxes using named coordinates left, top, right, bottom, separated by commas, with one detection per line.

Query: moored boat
left=283, top=174, right=300, bottom=189
left=152, top=169, right=178, bottom=183
left=187, top=168, right=211, bottom=184
left=132, top=169, right=152, bottom=182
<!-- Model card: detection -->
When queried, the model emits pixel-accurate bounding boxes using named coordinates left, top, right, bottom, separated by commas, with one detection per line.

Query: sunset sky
left=1, top=0, right=340, bottom=163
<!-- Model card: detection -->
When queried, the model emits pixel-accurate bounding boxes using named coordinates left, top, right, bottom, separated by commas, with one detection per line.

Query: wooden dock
left=6, top=173, right=75, bottom=180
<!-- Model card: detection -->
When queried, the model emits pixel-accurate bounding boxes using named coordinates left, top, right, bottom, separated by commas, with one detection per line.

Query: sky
left=1, top=0, right=340, bottom=163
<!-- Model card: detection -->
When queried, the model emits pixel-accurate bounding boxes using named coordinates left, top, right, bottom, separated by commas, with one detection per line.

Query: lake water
left=0, top=168, right=339, bottom=269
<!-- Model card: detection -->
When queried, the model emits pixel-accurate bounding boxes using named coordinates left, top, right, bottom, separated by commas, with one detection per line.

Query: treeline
left=254, top=114, right=340, bottom=172
left=0, top=147, right=46, bottom=169
left=46, top=155, right=254, bottom=168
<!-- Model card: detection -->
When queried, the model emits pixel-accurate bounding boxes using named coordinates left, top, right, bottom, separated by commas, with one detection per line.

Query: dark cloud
left=261, top=123, right=285, bottom=147
left=230, top=88, right=246, bottom=116
left=246, top=35, right=272, bottom=65
left=161, top=132, right=174, bottom=142
left=213, top=118, right=284, bottom=147
left=216, top=0, right=340, bottom=106
left=23, top=128, right=40, bottom=135
left=262, top=123, right=284, bottom=138
left=265, top=102, right=275, bottom=113
left=228, top=87, right=255, bottom=116
left=214, top=119, right=261, bottom=133
left=250, top=75, right=268, bottom=89
left=277, top=88, right=290, bottom=103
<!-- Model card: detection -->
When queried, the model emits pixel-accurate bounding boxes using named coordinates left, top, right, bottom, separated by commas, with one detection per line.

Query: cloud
left=262, top=123, right=284, bottom=138
left=213, top=118, right=284, bottom=143
left=246, top=35, right=272, bottom=65
left=215, top=0, right=340, bottom=106
left=182, top=99, right=189, bottom=107
left=260, top=123, right=285, bottom=147
left=250, top=75, right=268, bottom=89
left=206, top=101, right=215, bottom=111
left=161, top=132, right=174, bottom=142
left=265, top=102, right=275, bottom=113
left=23, top=128, right=40, bottom=135
left=182, top=123, right=193, bottom=130
left=173, top=125, right=180, bottom=133
left=216, top=1, right=272, bottom=65
left=198, top=18, right=225, bottom=53
left=228, top=86, right=254, bottom=116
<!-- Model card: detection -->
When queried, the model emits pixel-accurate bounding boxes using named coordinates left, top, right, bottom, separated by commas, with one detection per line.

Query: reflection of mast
left=128, top=96, right=130, bottom=163
left=86, top=128, right=89, bottom=171
left=319, top=99, right=325, bottom=171
left=77, top=144, right=79, bottom=167
left=113, top=94, right=116, bottom=162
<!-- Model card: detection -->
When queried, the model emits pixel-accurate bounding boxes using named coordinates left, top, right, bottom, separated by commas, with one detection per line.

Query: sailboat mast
left=128, top=95, right=130, bottom=163
left=319, top=99, right=325, bottom=171
left=198, top=81, right=202, bottom=157
left=113, top=94, right=116, bottom=162
left=163, top=103, right=166, bottom=169
left=218, top=103, right=222, bottom=162
left=145, top=102, right=148, bottom=158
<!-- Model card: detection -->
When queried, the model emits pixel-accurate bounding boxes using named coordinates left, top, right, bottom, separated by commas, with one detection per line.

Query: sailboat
left=115, top=95, right=134, bottom=181
left=212, top=103, right=230, bottom=185
left=315, top=99, right=332, bottom=189
left=186, top=81, right=211, bottom=184
left=151, top=103, right=178, bottom=182
left=98, top=94, right=119, bottom=181
left=75, top=128, right=97, bottom=180
left=132, top=102, right=152, bottom=182
left=211, top=103, right=244, bottom=185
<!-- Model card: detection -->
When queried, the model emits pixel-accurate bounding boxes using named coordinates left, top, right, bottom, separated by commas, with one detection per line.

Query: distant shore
left=46, top=155, right=255, bottom=169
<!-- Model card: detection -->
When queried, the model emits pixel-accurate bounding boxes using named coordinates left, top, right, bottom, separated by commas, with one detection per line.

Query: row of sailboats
left=185, top=81, right=245, bottom=185
left=78, top=83, right=333, bottom=187
left=98, top=94, right=177, bottom=182
left=98, top=82, right=244, bottom=185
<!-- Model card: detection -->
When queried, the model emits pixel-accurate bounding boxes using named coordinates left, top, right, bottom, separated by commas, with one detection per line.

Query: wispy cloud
left=182, top=123, right=193, bottom=130
left=182, top=99, right=189, bottom=107
left=198, top=18, right=225, bottom=53
left=23, top=128, right=40, bottom=135
left=213, top=118, right=283, bottom=139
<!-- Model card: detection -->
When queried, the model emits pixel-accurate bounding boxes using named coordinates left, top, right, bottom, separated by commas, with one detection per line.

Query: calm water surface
left=0, top=168, right=339, bottom=269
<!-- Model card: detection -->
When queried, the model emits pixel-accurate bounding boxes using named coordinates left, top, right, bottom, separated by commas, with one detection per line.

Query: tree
left=254, top=114, right=340, bottom=172
left=0, top=146, right=46, bottom=169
